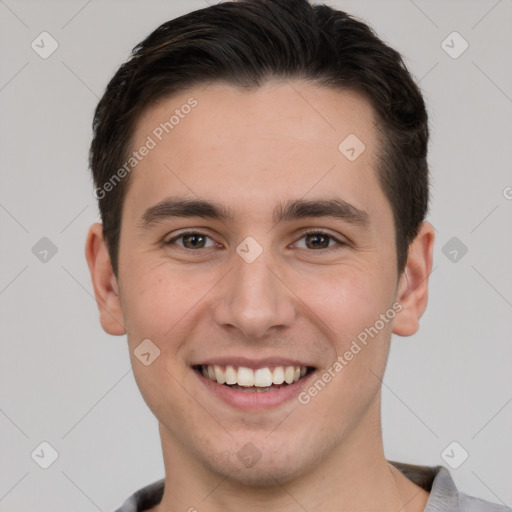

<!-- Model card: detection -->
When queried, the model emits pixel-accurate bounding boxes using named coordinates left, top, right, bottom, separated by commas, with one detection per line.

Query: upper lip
left=192, top=357, right=314, bottom=369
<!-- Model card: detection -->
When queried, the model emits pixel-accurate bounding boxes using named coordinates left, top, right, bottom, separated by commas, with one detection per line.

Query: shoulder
left=456, top=492, right=511, bottom=512
left=429, top=466, right=510, bottom=512
left=114, top=478, right=165, bottom=512
left=388, top=461, right=510, bottom=512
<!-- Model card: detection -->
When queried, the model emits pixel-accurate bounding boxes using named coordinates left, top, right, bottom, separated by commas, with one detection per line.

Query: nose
left=211, top=248, right=296, bottom=339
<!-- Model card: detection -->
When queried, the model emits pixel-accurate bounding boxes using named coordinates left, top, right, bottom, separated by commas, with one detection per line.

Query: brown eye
left=294, top=230, right=344, bottom=251
left=304, top=233, right=331, bottom=249
left=165, top=232, right=216, bottom=249
left=181, top=233, right=206, bottom=249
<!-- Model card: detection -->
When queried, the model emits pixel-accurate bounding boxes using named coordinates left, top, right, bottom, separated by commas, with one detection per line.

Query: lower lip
left=194, top=369, right=315, bottom=411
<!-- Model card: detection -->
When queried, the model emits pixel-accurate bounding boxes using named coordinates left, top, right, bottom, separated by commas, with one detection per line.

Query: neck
left=151, top=403, right=428, bottom=512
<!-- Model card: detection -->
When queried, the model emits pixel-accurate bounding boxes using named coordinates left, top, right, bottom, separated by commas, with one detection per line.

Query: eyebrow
left=138, top=196, right=370, bottom=229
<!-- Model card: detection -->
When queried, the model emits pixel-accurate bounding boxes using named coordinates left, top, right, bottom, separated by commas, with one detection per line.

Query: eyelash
left=164, top=229, right=346, bottom=253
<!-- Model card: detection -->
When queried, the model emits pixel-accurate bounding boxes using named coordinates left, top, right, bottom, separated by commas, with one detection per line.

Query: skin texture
left=86, top=81, right=435, bottom=512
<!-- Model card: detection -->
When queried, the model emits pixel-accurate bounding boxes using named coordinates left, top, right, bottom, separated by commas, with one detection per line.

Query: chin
left=224, top=459, right=306, bottom=488
left=203, top=439, right=316, bottom=488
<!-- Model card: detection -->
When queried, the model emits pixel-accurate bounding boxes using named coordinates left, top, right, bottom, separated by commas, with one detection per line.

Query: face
left=91, top=81, right=419, bottom=485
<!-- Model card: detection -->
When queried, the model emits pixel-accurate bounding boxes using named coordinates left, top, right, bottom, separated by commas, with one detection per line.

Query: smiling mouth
left=193, top=364, right=315, bottom=392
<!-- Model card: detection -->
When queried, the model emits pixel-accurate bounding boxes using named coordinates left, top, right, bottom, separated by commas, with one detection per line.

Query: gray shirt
left=114, top=460, right=510, bottom=512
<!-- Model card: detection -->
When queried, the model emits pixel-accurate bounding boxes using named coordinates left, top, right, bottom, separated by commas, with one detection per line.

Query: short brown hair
left=89, top=0, right=429, bottom=277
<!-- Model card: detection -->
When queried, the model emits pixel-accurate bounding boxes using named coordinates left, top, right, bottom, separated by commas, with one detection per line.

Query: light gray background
left=1, top=1, right=511, bottom=511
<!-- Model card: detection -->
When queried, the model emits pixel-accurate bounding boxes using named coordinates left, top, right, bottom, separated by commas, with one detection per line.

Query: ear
left=85, top=223, right=126, bottom=336
left=393, top=221, right=435, bottom=337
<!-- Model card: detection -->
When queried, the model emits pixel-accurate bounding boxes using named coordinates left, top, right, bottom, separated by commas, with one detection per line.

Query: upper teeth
left=201, top=364, right=308, bottom=387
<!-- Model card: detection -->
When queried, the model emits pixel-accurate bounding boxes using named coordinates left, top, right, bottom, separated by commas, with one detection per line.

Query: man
left=85, top=1, right=508, bottom=511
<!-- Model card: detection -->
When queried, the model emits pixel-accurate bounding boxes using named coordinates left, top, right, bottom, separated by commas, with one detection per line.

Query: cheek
left=301, top=263, right=397, bottom=344
left=120, top=280, right=169, bottom=342
left=298, top=262, right=397, bottom=404
left=119, top=266, right=203, bottom=412
left=119, top=261, right=204, bottom=341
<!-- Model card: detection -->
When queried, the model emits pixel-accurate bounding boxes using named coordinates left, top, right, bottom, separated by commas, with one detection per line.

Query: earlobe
left=392, top=221, right=435, bottom=337
left=85, top=223, right=126, bottom=336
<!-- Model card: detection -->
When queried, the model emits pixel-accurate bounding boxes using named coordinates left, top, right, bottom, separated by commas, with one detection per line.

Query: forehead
left=134, top=80, right=377, bottom=156
left=125, top=80, right=388, bottom=227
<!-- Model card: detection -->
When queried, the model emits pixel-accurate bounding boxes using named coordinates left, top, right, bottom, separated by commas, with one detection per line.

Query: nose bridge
left=212, top=241, right=295, bottom=338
